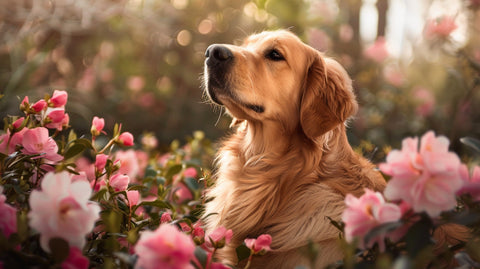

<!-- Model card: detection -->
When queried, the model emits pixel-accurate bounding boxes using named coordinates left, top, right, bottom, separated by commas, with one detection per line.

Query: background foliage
left=1, top=0, right=479, bottom=156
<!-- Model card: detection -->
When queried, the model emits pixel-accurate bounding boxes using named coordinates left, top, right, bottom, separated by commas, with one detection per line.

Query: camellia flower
left=192, top=225, right=205, bottom=245
left=205, top=226, right=233, bottom=249
left=45, top=108, right=67, bottom=130
left=244, top=234, right=272, bottom=255
left=95, top=154, right=108, bottom=173
left=117, top=132, right=134, bottom=146
left=364, top=37, right=389, bottom=63
left=342, top=189, right=402, bottom=251
left=0, top=128, right=27, bottom=155
left=109, top=174, right=130, bottom=192
left=31, top=99, right=47, bottom=113
left=126, top=190, right=140, bottom=208
left=134, top=224, right=195, bottom=269
left=380, top=131, right=463, bottom=217
left=28, top=171, right=100, bottom=252
left=0, top=186, right=17, bottom=238
left=61, top=247, right=89, bottom=269
left=424, top=15, right=458, bottom=40
left=49, top=90, right=68, bottom=107
left=115, top=150, right=140, bottom=179
left=21, top=127, right=63, bottom=162
left=160, top=212, right=172, bottom=224
left=91, top=116, right=105, bottom=137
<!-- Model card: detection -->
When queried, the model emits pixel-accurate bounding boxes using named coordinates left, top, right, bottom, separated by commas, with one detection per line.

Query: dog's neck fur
left=205, top=119, right=385, bottom=262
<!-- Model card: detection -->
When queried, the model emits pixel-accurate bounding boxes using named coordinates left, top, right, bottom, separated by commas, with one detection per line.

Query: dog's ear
left=300, top=51, right=358, bottom=139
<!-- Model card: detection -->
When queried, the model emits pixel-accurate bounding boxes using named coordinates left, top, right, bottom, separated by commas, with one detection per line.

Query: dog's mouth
left=204, top=68, right=264, bottom=114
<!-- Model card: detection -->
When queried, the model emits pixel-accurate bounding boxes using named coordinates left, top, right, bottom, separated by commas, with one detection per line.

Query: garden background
left=1, top=0, right=479, bottom=156
left=1, top=0, right=480, bottom=268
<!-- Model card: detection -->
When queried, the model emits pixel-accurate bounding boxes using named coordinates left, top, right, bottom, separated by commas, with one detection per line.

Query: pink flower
left=21, top=127, right=63, bottom=162
left=91, top=117, right=105, bottom=137
left=175, top=183, right=193, bottom=203
left=244, top=234, right=272, bottom=254
left=50, top=90, right=68, bottom=107
left=95, top=154, right=108, bottom=173
left=20, top=96, right=29, bottom=110
left=141, top=134, right=158, bottom=149
left=134, top=224, right=195, bottom=269
left=12, top=117, right=25, bottom=130
left=425, top=16, right=458, bottom=39
left=183, top=167, right=198, bottom=178
left=0, top=128, right=26, bottom=155
left=109, top=174, right=130, bottom=192
left=28, top=171, right=100, bottom=252
left=192, top=225, right=205, bottom=245
left=160, top=212, right=172, bottom=224
left=45, top=108, right=67, bottom=130
left=342, top=189, right=402, bottom=251
left=364, top=37, right=389, bottom=63
left=117, top=132, right=134, bottom=146
left=61, top=247, right=89, bottom=269
left=458, top=165, right=480, bottom=201
left=380, top=131, right=463, bottom=217
left=126, top=190, right=140, bottom=208
left=115, top=150, right=140, bottom=179
left=32, top=99, right=47, bottom=112
left=205, top=226, right=233, bottom=249
left=0, top=186, right=17, bottom=238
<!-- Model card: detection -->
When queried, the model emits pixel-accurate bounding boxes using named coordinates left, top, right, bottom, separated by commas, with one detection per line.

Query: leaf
left=63, top=143, right=87, bottom=160
left=185, top=176, right=201, bottom=191
left=236, top=244, right=251, bottom=263
left=460, top=137, right=480, bottom=154
left=49, top=237, right=70, bottom=263
left=165, top=164, right=183, bottom=180
left=364, top=221, right=403, bottom=246
left=194, top=246, right=208, bottom=268
left=405, top=216, right=434, bottom=259
left=138, top=200, right=172, bottom=210
left=68, top=129, right=77, bottom=143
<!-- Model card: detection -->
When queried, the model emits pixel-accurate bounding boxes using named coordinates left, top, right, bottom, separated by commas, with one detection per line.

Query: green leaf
left=138, top=200, right=172, bottom=210
left=49, top=237, right=70, bottom=263
left=194, top=246, right=208, bottom=268
left=185, top=176, right=201, bottom=191
left=68, top=129, right=77, bottom=143
left=364, top=221, right=403, bottom=246
left=236, top=244, right=251, bottom=262
left=460, top=137, right=480, bottom=154
left=63, top=143, right=87, bottom=160
left=405, top=215, right=434, bottom=259
left=165, top=164, right=182, bottom=180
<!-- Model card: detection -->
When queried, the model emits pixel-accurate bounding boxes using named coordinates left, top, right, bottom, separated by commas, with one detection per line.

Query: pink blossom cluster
left=29, top=172, right=100, bottom=252
left=342, top=131, right=479, bottom=250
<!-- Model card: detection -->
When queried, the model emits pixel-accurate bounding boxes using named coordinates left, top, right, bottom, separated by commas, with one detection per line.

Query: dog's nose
left=205, top=45, right=233, bottom=62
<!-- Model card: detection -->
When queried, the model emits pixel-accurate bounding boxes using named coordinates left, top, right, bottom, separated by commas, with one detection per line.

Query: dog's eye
left=266, top=49, right=284, bottom=61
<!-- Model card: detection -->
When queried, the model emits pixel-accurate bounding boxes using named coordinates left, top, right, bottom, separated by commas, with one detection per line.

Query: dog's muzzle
left=204, top=45, right=234, bottom=105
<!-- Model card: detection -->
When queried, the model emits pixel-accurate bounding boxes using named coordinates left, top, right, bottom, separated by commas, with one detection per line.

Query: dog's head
left=203, top=30, right=358, bottom=139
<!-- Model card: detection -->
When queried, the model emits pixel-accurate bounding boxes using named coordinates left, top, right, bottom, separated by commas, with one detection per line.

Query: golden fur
left=202, top=30, right=386, bottom=268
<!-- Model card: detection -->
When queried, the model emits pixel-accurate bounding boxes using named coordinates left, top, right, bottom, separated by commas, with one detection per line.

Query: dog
left=202, top=30, right=386, bottom=268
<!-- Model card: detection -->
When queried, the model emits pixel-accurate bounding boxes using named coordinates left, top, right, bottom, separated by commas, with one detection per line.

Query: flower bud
left=116, top=132, right=134, bottom=146
left=49, top=90, right=68, bottom=107
left=91, top=116, right=105, bottom=137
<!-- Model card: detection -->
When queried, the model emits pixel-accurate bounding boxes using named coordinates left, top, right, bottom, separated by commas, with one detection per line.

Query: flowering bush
left=0, top=90, right=272, bottom=269
left=0, top=88, right=479, bottom=269
left=334, top=132, right=480, bottom=268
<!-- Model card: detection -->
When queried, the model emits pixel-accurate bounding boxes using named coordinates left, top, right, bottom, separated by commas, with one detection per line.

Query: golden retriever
left=202, top=30, right=386, bottom=268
